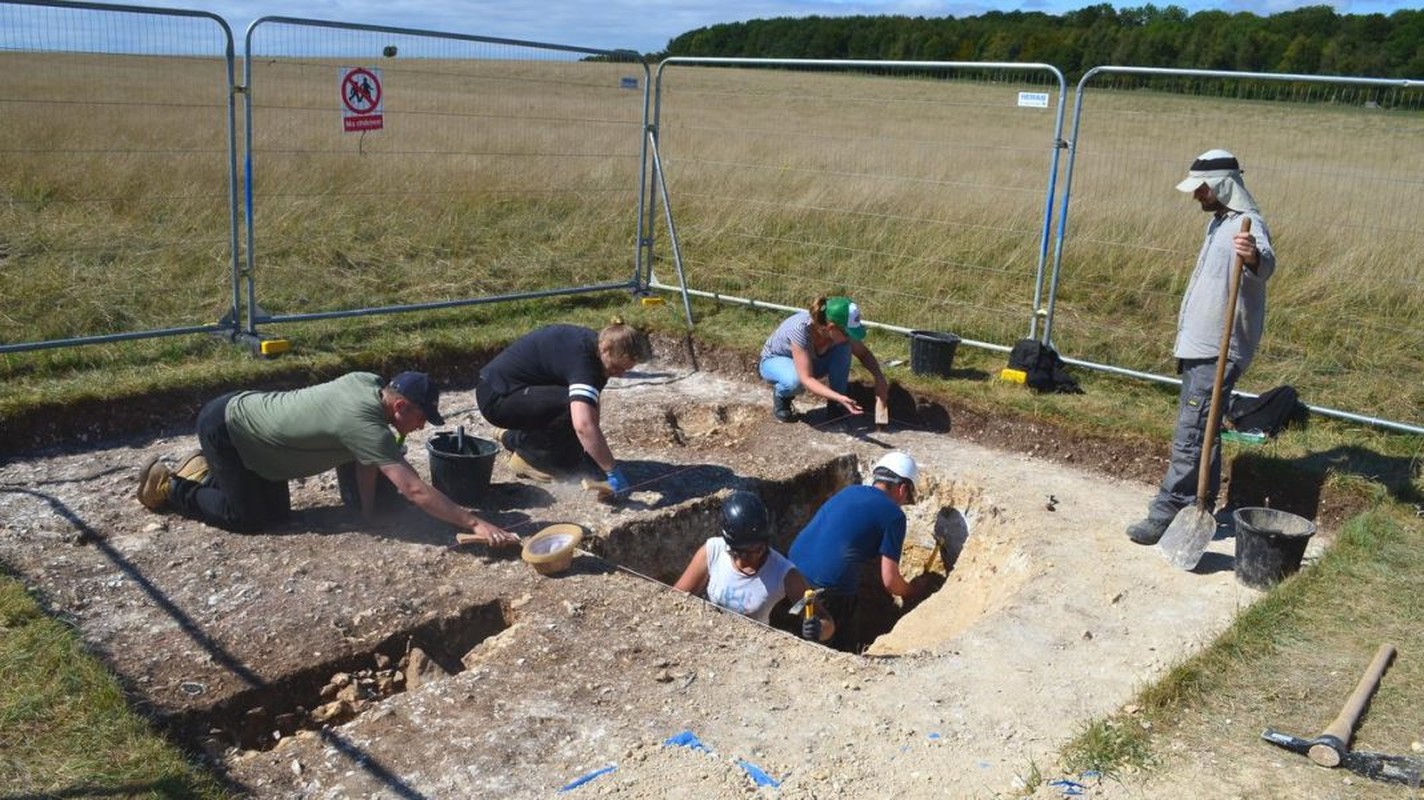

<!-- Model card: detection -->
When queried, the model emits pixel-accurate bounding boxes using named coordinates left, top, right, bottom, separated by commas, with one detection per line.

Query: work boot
left=1126, top=517, right=1171, bottom=546
left=772, top=391, right=797, bottom=423
left=173, top=450, right=210, bottom=485
left=136, top=457, right=174, bottom=511
left=508, top=451, right=554, bottom=483
left=491, top=427, right=511, bottom=451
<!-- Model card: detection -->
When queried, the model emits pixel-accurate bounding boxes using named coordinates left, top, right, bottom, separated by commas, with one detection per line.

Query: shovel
left=1158, top=217, right=1251, bottom=571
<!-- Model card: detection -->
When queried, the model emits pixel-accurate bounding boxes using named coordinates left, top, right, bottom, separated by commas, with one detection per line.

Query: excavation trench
left=179, top=444, right=1022, bottom=755
left=2, top=359, right=1275, bottom=797
left=172, top=601, right=511, bottom=754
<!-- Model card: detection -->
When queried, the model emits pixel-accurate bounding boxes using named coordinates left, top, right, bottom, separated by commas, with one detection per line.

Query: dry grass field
left=2, top=52, right=1420, bottom=425
left=652, top=63, right=1424, bottom=426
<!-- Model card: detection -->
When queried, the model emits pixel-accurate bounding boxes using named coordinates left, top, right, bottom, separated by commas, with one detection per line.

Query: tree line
left=658, top=4, right=1424, bottom=80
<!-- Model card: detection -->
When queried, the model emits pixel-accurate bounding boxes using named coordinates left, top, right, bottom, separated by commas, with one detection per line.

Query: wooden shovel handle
left=1194, top=217, right=1251, bottom=511
left=1309, top=643, right=1396, bottom=766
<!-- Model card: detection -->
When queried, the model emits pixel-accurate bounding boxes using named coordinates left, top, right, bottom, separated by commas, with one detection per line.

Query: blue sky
left=42, top=0, right=1420, bottom=54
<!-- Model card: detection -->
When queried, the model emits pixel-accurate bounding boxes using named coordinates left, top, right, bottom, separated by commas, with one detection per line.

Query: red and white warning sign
left=340, top=66, right=383, bottom=132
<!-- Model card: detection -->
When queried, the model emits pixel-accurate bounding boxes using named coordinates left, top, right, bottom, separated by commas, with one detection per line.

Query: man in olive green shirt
left=137, top=371, right=516, bottom=547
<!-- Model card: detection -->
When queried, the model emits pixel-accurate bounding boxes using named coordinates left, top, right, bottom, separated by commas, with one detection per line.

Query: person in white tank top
left=675, top=491, right=833, bottom=642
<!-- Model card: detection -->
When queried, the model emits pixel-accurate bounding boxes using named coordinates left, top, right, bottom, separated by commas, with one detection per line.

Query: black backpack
left=1007, top=339, right=1083, bottom=395
left=1228, top=385, right=1308, bottom=437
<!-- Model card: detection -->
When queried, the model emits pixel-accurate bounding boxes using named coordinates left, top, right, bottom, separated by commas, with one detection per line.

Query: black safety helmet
left=720, top=490, right=771, bottom=550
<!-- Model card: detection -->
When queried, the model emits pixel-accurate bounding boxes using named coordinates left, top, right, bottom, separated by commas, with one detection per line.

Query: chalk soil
left=0, top=356, right=1337, bottom=798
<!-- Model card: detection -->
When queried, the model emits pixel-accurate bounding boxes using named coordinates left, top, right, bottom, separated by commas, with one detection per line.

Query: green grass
left=0, top=574, right=228, bottom=798
left=1057, top=503, right=1424, bottom=782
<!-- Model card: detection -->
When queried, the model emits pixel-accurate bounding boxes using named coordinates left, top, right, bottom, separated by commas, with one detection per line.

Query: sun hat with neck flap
left=1175, top=149, right=1258, bottom=213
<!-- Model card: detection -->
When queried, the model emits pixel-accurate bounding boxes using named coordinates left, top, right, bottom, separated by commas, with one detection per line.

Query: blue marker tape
left=736, top=759, right=781, bottom=788
left=663, top=730, right=713, bottom=753
left=558, top=764, right=616, bottom=793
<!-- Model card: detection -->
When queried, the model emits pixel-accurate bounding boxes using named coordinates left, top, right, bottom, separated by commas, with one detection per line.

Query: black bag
left=1007, top=339, right=1082, bottom=394
left=1228, top=385, right=1307, bottom=437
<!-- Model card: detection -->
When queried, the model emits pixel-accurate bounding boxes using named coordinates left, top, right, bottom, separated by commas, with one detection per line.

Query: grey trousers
left=1147, top=357, right=1240, bottom=521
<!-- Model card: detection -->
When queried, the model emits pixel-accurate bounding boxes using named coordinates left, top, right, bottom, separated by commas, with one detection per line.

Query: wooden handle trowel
left=580, top=477, right=616, bottom=502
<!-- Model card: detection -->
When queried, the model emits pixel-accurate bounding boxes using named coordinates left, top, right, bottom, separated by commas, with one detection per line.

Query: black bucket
left=1233, top=507, right=1316, bottom=590
left=425, top=428, right=499, bottom=506
left=909, top=331, right=960, bottom=378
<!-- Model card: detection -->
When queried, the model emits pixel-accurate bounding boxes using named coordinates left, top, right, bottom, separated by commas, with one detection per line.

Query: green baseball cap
left=825, top=296, right=866, bottom=341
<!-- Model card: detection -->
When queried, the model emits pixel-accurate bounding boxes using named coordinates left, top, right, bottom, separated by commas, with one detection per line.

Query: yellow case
left=999, top=367, right=1027, bottom=384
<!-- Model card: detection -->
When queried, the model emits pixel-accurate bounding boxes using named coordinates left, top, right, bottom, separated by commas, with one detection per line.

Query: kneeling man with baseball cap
left=136, top=371, right=517, bottom=547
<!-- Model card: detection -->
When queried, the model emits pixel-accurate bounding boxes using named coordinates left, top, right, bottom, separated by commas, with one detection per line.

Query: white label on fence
left=340, top=67, right=384, bottom=132
left=1017, top=91, right=1050, bottom=108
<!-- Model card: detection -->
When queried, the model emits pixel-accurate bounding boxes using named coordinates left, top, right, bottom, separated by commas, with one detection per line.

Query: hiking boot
left=136, top=457, right=174, bottom=511
left=772, top=391, right=797, bottom=422
left=1126, top=517, right=1171, bottom=545
left=173, top=450, right=210, bottom=484
left=508, top=451, right=555, bottom=483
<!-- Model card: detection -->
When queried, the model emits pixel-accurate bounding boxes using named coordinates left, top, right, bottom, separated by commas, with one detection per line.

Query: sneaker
left=136, top=457, right=174, bottom=511
left=1126, top=517, right=1171, bottom=545
left=772, top=391, right=797, bottom=423
left=508, top=452, right=555, bottom=483
left=173, top=450, right=210, bottom=484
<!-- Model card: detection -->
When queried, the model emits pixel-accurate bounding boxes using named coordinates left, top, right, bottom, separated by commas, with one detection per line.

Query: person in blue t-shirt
left=788, top=451, right=928, bottom=651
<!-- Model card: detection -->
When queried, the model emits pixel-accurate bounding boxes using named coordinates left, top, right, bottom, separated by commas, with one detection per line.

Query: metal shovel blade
left=1157, top=505, right=1216, bottom=570
left=931, top=507, right=970, bottom=572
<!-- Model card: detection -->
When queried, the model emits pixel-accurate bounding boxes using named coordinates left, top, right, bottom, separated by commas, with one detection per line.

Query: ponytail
left=809, top=296, right=829, bottom=326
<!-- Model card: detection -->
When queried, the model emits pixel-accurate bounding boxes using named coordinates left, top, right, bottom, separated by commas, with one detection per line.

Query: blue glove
left=801, top=616, right=822, bottom=641
left=606, top=467, right=631, bottom=500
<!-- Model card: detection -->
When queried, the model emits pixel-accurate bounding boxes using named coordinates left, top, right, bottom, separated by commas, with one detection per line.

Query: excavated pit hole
left=593, top=451, right=1020, bottom=654
left=175, top=600, right=510, bottom=755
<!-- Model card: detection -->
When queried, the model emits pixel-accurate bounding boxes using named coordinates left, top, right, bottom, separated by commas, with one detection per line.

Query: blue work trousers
left=759, top=342, right=851, bottom=400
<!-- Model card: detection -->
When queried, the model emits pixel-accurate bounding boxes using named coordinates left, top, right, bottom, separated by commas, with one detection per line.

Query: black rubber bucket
left=426, top=429, right=499, bottom=506
left=1233, top=507, right=1316, bottom=590
left=909, top=331, right=960, bottom=378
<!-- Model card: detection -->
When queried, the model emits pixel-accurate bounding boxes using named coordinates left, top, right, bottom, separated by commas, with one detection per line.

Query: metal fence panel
left=1052, top=67, right=1423, bottom=432
left=241, top=19, right=650, bottom=330
left=649, top=58, right=1066, bottom=350
left=0, top=0, right=239, bottom=353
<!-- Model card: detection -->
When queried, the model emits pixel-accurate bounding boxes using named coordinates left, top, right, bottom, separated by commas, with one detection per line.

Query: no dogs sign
left=340, top=66, right=384, bottom=132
